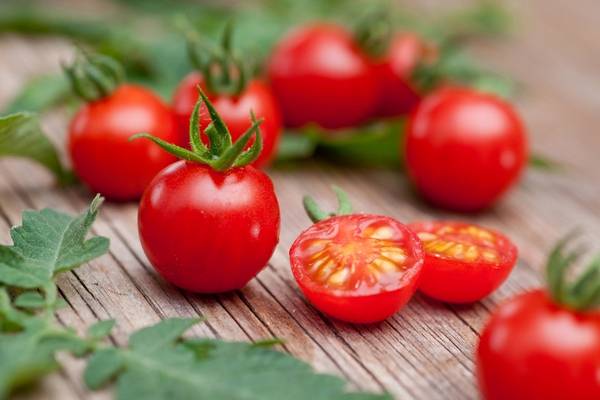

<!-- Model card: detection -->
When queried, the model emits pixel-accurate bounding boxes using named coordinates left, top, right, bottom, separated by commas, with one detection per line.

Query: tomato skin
left=405, top=87, right=528, bottom=211
left=138, top=160, right=280, bottom=293
left=68, top=84, right=177, bottom=201
left=290, top=214, right=424, bottom=324
left=268, top=24, right=377, bottom=130
left=477, top=290, right=600, bottom=400
left=369, top=33, right=426, bottom=118
left=172, top=73, right=282, bottom=168
left=409, top=221, right=517, bottom=303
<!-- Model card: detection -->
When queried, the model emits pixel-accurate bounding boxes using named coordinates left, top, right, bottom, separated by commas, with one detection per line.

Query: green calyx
left=303, top=186, right=353, bottom=223
left=132, top=88, right=263, bottom=171
left=354, top=9, right=394, bottom=58
left=185, top=21, right=248, bottom=97
left=546, top=233, right=600, bottom=312
left=62, top=49, right=124, bottom=102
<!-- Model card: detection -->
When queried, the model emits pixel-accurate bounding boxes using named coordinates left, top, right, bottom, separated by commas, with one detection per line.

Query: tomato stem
left=303, top=186, right=353, bottom=223
left=63, top=50, right=124, bottom=102
left=546, top=233, right=600, bottom=311
left=131, top=87, right=263, bottom=171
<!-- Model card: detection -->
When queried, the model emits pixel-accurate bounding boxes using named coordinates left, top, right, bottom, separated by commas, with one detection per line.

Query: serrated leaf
left=0, top=195, right=109, bottom=289
left=87, top=319, right=116, bottom=340
left=0, top=112, right=74, bottom=185
left=85, top=318, right=390, bottom=400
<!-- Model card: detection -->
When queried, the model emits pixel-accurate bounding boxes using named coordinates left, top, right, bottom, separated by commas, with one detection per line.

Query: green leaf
left=88, top=319, right=116, bottom=340
left=0, top=112, right=74, bottom=185
left=529, top=153, right=563, bottom=171
left=13, top=292, right=45, bottom=310
left=85, top=318, right=390, bottom=400
left=0, top=195, right=109, bottom=289
left=3, top=74, right=73, bottom=115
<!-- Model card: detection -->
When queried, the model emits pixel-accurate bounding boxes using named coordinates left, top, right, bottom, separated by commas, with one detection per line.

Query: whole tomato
left=289, top=188, right=424, bottom=323
left=137, top=90, right=280, bottom=293
left=405, top=87, right=528, bottom=211
left=172, top=73, right=281, bottom=168
left=268, top=24, right=377, bottom=130
left=477, top=237, right=600, bottom=400
left=369, top=33, right=431, bottom=118
left=69, top=84, right=177, bottom=202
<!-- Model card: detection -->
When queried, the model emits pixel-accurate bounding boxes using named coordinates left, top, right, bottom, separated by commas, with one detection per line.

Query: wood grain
left=1, top=0, right=599, bottom=399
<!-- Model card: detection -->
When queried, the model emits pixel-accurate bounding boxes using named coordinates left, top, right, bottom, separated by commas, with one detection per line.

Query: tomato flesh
left=290, top=214, right=423, bottom=323
left=409, top=221, right=517, bottom=303
left=477, top=290, right=600, bottom=400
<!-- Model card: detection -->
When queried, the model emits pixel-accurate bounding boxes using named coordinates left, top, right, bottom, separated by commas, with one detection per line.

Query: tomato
left=172, top=73, right=282, bottom=167
left=268, top=24, right=377, bottom=130
left=139, top=161, right=280, bottom=293
left=69, top=84, right=177, bottom=201
left=290, top=213, right=424, bottom=323
left=477, top=290, right=600, bottom=400
left=369, top=33, right=430, bottom=118
left=405, top=87, right=528, bottom=211
left=409, top=221, right=517, bottom=303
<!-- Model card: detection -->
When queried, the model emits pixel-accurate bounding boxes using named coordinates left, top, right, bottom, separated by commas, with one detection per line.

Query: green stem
left=303, top=186, right=353, bottom=223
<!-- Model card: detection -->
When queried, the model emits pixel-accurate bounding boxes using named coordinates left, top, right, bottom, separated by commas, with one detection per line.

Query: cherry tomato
left=478, top=290, right=600, bottom=400
left=369, top=33, right=430, bottom=118
left=139, top=161, right=280, bottom=293
left=69, top=84, right=177, bottom=201
left=290, top=214, right=424, bottom=323
left=409, top=221, right=517, bottom=303
left=405, top=87, right=528, bottom=211
left=268, top=24, right=377, bottom=130
left=172, top=73, right=282, bottom=167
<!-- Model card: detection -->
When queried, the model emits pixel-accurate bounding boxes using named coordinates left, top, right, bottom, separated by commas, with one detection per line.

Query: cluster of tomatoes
left=62, top=19, right=597, bottom=400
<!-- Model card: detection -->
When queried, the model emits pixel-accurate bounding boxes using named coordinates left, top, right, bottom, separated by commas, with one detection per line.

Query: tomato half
left=409, top=221, right=517, bottom=303
left=405, top=87, right=528, bottom=211
left=290, top=214, right=424, bottom=323
left=69, top=84, right=177, bottom=201
left=477, top=290, right=600, bottom=400
left=172, top=73, right=282, bottom=168
left=268, top=24, right=377, bottom=130
left=139, top=161, right=280, bottom=293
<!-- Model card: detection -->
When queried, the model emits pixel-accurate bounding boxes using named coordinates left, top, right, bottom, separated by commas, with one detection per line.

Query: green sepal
left=303, top=186, right=354, bottom=223
left=63, top=50, right=124, bottom=102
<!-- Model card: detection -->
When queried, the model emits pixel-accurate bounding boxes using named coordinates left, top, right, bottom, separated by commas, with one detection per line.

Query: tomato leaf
left=0, top=195, right=109, bottom=289
left=0, top=112, right=75, bottom=185
left=13, top=291, right=46, bottom=310
left=2, top=74, right=74, bottom=115
left=85, top=318, right=391, bottom=400
left=87, top=319, right=116, bottom=340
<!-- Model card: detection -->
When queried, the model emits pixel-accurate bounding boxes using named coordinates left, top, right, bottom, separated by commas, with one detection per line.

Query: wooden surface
left=1, top=1, right=599, bottom=399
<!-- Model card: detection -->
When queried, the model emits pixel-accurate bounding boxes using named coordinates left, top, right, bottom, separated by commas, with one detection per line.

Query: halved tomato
left=409, top=221, right=518, bottom=303
left=290, top=214, right=424, bottom=323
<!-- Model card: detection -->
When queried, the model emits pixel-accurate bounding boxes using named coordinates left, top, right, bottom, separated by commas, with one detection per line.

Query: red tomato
left=172, top=73, right=282, bottom=167
left=369, top=33, right=430, bottom=118
left=405, top=87, right=528, bottom=211
left=138, top=161, right=280, bottom=293
left=68, top=84, right=177, bottom=201
left=268, top=24, right=377, bottom=130
left=409, top=221, right=517, bottom=303
left=290, top=214, right=424, bottom=323
left=477, top=290, right=600, bottom=400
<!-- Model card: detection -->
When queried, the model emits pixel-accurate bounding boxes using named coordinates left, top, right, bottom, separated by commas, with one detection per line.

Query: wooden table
left=1, top=1, right=599, bottom=399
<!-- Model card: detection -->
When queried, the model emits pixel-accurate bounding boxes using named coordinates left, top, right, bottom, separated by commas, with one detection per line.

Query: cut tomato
left=290, top=214, right=424, bottom=323
left=409, top=221, right=518, bottom=303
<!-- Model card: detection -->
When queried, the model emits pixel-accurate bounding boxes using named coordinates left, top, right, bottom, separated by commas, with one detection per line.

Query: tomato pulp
left=405, top=87, right=528, bottom=211
left=409, top=221, right=517, bottom=303
left=172, top=73, right=282, bottom=167
left=68, top=84, right=177, bottom=201
left=138, top=161, right=280, bottom=293
left=477, top=290, right=600, bottom=400
left=268, top=24, right=377, bottom=130
left=290, top=214, right=424, bottom=323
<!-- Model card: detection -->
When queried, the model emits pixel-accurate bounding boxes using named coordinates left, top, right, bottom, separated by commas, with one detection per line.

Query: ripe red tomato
left=369, top=33, right=430, bottom=118
left=69, top=84, right=177, bottom=201
left=268, top=24, right=377, bottom=130
left=290, top=214, right=424, bottom=323
left=477, top=290, right=600, bottom=400
left=405, top=87, right=528, bottom=211
left=172, top=73, right=282, bottom=167
left=409, top=221, right=517, bottom=303
left=139, top=161, right=280, bottom=293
